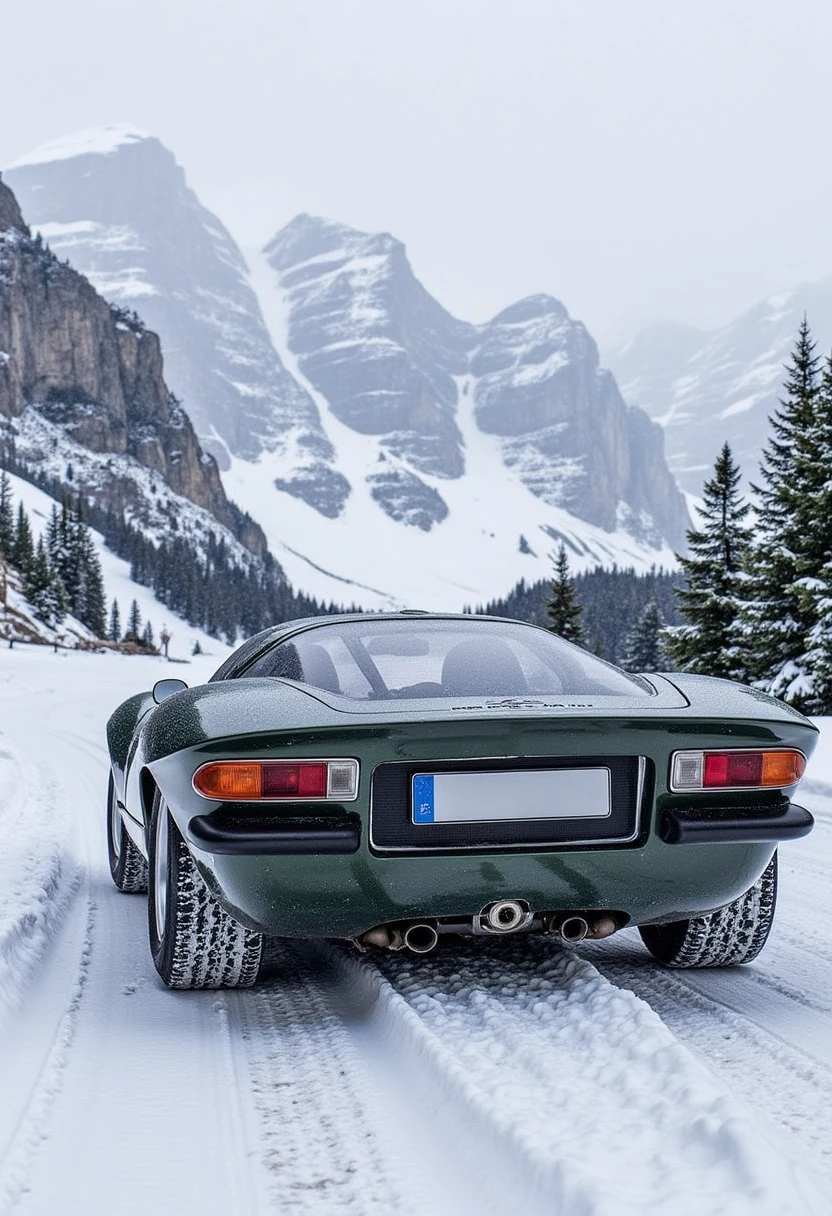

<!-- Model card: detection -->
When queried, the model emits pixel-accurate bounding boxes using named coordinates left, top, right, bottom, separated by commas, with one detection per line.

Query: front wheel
left=107, top=773, right=148, bottom=893
left=147, top=791, right=262, bottom=989
left=639, top=853, right=778, bottom=968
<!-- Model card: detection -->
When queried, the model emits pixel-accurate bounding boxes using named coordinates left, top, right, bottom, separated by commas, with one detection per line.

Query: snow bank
left=0, top=729, right=79, bottom=1035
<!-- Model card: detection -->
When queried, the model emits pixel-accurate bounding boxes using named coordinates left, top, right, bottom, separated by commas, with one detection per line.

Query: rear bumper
left=188, top=813, right=361, bottom=854
left=660, top=802, right=814, bottom=844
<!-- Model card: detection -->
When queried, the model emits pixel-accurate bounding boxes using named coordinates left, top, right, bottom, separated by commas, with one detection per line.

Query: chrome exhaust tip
left=403, top=923, right=439, bottom=954
left=482, top=899, right=530, bottom=934
left=557, top=915, right=589, bottom=943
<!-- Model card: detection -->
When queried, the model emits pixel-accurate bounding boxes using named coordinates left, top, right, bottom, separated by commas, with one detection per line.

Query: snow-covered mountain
left=248, top=216, right=689, bottom=605
left=610, top=282, right=832, bottom=493
left=4, top=128, right=690, bottom=609
left=0, top=171, right=266, bottom=562
left=3, top=126, right=345, bottom=518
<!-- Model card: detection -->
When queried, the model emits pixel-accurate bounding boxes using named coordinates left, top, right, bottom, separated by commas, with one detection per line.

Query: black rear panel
left=370, top=755, right=645, bottom=854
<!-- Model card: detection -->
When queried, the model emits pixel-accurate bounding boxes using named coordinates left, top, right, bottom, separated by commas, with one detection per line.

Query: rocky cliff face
left=609, top=287, right=832, bottom=493
left=469, top=295, right=684, bottom=544
left=264, top=217, right=689, bottom=551
left=0, top=173, right=265, bottom=555
left=4, top=127, right=339, bottom=507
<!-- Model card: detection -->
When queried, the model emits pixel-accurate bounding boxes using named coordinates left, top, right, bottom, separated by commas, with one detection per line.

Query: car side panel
left=106, top=692, right=155, bottom=802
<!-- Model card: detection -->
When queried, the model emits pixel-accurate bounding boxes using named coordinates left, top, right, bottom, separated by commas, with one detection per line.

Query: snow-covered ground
left=1, top=646, right=830, bottom=1214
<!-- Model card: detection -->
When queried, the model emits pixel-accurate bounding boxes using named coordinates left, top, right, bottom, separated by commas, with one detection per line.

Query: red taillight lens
left=261, top=762, right=327, bottom=798
left=703, top=751, right=763, bottom=788
left=193, top=759, right=357, bottom=800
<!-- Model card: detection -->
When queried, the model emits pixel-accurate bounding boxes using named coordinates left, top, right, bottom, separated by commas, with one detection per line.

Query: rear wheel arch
left=139, top=767, right=159, bottom=831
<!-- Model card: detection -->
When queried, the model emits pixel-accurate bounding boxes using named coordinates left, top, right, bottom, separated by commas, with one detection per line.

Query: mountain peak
left=0, top=175, right=27, bottom=233
left=5, top=125, right=153, bottom=170
left=266, top=213, right=401, bottom=270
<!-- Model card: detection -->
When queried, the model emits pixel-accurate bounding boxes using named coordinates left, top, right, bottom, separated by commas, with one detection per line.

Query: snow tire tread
left=148, top=793, right=262, bottom=990
left=639, top=853, right=778, bottom=968
left=107, top=773, right=148, bottom=893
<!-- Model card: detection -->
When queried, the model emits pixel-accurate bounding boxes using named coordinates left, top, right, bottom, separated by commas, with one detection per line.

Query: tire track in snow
left=229, top=943, right=411, bottom=1215
left=348, top=936, right=830, bottom=1216
left=587, top=935, right=832, bottom=1188
left=0, top=899, right=95, bottom=1215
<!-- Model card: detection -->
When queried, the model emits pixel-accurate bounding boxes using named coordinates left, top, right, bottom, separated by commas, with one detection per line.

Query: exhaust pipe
left=551, top=914, right=589, bottom=943
left=403, top=923, right=439, bottom=954
left=481, top=899, right=530, bottom=934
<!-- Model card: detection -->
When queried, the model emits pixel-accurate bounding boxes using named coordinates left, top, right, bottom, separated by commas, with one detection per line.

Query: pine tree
left=125, top=598, right=142, bottom=642
left=109, top=598, right=121, bottom=643
left=11, top=502, right=34, bottom=573
left=741, top=320, right=827, bottom=705
left=663, top=443, right=751, bottom=679
left=142, top=620, right=155, bottom=650
left=23, top=538, right=67, bottom=627
left=77, top=534, right=107, bottom=637
left=544, top=544, right=585, bottom=643
left=0, top=471, right=14, bottom=559
left=794, top=353, right=832, bottom=711
left=622, top=600, right=664, bottom=672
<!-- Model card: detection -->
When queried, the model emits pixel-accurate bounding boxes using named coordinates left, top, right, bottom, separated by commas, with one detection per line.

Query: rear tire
left=107, top=773, right=148, bottom=893
left=147, top=791, right=262, bottom=989
left=639, top=853, right=778, bottom=968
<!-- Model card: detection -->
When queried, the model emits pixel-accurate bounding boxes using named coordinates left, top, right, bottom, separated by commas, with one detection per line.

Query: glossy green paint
left=105, top=614, right=819, bottom=940
left=143, top=703, right=813, bottom=938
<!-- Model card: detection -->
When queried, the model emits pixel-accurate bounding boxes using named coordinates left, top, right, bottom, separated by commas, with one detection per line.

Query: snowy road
left=1, top=648, right=831, bottom=1214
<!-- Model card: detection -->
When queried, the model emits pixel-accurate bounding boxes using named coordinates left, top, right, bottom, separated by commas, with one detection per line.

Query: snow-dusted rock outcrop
left=3, top=127, right=347, bottom=519
left=0, top=173, right=265, bottom=556
left=610, top=283, right=832, bottom=493
left=264, top=214, right=688, bottom=550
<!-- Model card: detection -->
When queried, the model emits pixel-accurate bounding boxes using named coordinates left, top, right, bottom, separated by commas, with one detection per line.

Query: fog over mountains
left=5, top=126, right=690, bottom=608
left=610, top=283, right=832, bottom=493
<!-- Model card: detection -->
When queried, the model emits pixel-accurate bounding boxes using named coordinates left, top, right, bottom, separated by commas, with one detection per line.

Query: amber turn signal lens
left=193, top=762, right=262, bottom=799
left=761, top=750, right=805, bottom=787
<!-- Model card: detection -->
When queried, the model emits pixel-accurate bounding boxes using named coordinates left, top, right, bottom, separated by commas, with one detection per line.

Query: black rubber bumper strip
left=187, top=816, right=360, bottom=854
left=660, top=802, right=814, bottom=845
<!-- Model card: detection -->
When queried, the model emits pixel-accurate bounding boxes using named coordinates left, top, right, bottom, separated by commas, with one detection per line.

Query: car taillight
left=670, top=749, right=805, bottom=792
left=193, top=759, right=358, bottom=801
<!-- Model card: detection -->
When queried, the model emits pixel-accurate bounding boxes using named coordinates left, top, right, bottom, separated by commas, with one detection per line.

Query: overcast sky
left=1, top=0, right=830, bottom=349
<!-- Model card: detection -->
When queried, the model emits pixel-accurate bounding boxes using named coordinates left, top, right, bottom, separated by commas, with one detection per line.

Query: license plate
left=411, top=768, right=611, bottom=825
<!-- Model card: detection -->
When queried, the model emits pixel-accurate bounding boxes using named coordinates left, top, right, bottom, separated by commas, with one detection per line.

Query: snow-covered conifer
left=11, top=502, right=34, bottom=573
left=0, top=471, right=14, bottom=559
left=23, top=538, right=67, bottom=627
left=622, top=600, right=663, bottom=672
left=109, top=598, right=121, bottom=643
left=545, top=544, right=584, bottom=643
left=125, top=598, right=142, bottom=641
left=663, top=443, right=750, bottom=679
left=740, top=319, right=823, bottom=703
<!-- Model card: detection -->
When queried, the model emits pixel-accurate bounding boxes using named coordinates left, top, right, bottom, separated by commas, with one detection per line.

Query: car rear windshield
left=241, top=619, right=652, bottom=700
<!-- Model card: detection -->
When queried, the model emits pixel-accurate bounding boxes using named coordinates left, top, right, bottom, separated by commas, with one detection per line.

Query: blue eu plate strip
left=412, top=774, right=435, bottom=824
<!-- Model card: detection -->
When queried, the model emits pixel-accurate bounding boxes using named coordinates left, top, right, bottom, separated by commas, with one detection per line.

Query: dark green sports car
left=105, top=612, right=817, bottom=989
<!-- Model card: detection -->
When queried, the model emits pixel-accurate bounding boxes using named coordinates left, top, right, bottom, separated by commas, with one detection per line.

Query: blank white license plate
left=411, top=768, right=611, bottom=825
